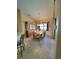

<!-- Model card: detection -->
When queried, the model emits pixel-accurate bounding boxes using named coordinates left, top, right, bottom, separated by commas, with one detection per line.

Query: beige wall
left=17, top=9, right=22, bottom=33
left=55, top=17, right=61, bottom=59
left=46, top=18, right=54, bottom=38
left=55, top=0, right=61, bottom=59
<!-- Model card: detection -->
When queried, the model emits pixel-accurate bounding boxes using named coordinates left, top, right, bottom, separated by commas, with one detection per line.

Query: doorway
left=53, top=18, right=57, bottom=39
left=25, top=22, right=29, bottom=37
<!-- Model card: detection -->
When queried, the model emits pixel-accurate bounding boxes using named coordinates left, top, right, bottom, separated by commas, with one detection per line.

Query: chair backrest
left=20, top=34, right=24, bottom=44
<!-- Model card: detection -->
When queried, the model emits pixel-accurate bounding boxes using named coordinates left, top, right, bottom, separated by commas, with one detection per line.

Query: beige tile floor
left=17, top=35, right=55, bottom=59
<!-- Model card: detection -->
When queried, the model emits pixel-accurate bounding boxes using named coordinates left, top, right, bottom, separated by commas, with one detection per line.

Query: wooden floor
left=17, top=35, right=55, bottom=59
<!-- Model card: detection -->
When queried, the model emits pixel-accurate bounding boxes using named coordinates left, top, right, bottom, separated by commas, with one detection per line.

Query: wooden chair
left=17, top=34, right=25, bottom=57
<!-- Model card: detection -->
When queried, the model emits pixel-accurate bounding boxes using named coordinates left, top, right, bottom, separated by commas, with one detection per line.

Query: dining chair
left=20, top=34, right=25, bottom=57
left=17, top=34, right=25, bottom=57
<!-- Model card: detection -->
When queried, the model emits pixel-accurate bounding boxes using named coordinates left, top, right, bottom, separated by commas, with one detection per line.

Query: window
left=30, top=24, right=35, bottom=30
left=39, top=24, right=43, bottom=30
left=37, top=23, right=47, bottom=31
left=43, top=23, right=47, bottom=30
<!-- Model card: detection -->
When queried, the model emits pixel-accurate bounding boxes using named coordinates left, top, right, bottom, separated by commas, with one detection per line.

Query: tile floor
left=17, top=35, right=55, bottom=59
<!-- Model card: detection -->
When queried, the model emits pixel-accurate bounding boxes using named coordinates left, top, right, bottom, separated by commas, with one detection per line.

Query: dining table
left=33, top=30, right=45, bottom=41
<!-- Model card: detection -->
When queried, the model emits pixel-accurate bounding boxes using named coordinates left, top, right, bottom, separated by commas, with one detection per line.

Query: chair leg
left=20, top=46, right=23, bottom=57
left=23, top=46, right=25, bottom=51
left=20, top=45, right=25, bottom=57
left=17, top=46, right=20, bottom=55
left=17, top=48, right=19, bottom=55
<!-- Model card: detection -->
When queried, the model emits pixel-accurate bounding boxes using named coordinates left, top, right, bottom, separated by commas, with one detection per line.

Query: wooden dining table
left=33, top=30, right=45, bottom=41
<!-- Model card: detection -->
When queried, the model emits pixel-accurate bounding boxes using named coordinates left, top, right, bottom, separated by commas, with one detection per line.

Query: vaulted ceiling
left=17, top=0, right=54, bottom=19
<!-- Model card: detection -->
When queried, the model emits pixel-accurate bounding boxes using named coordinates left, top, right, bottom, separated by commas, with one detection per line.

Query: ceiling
left=17, top=0, right=54, bottom=19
